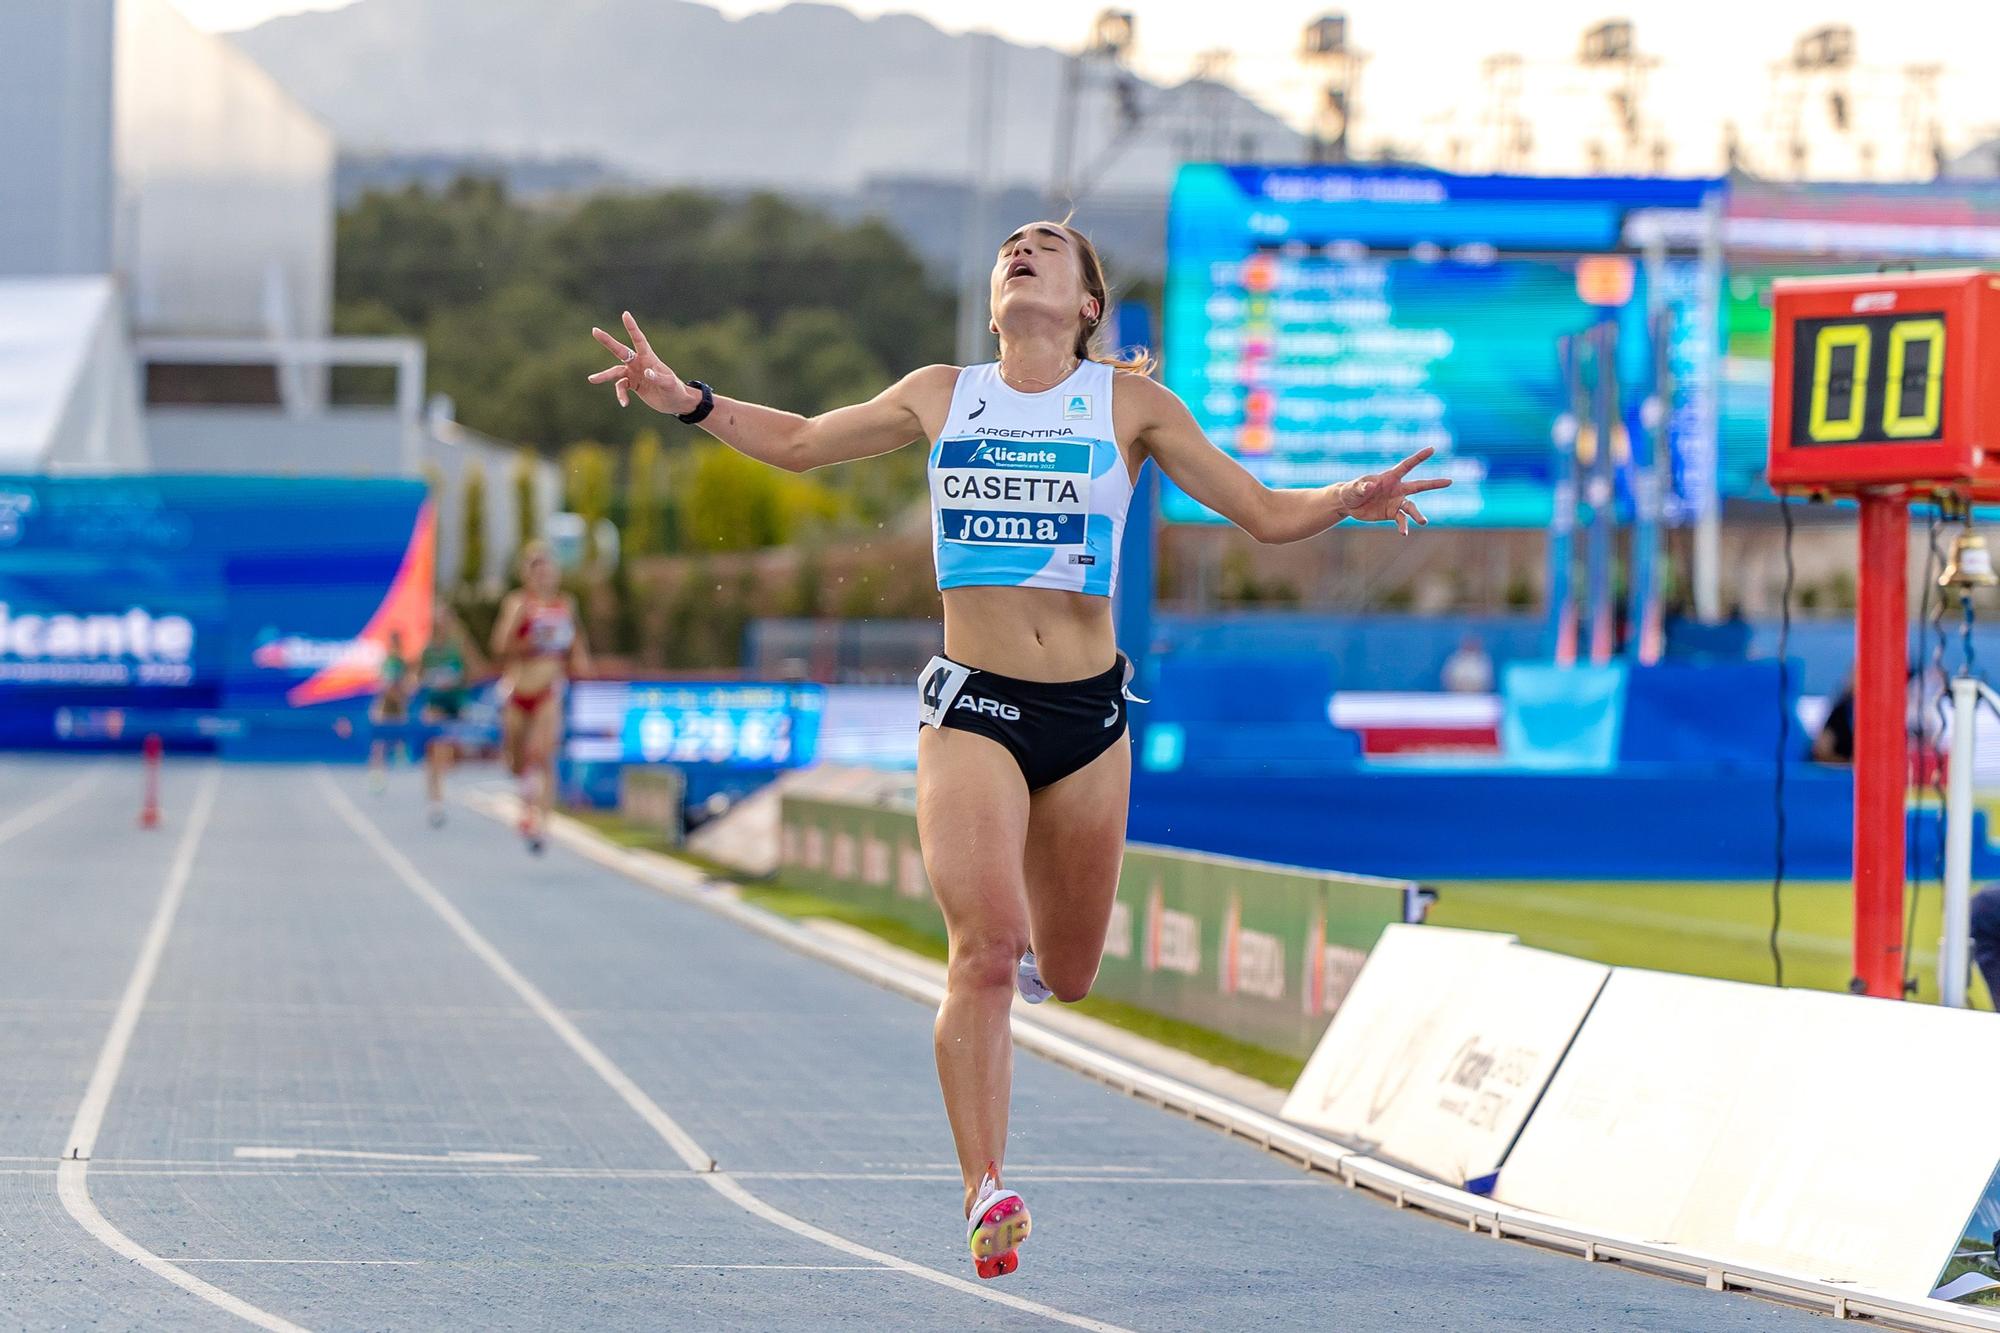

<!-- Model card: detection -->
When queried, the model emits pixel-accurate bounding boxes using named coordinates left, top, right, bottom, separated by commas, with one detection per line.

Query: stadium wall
left=778, top=794, right=1422, bottom=1059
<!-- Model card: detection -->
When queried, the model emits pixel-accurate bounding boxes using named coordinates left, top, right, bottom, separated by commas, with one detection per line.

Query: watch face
left=679, top=382, right=713, bottom=423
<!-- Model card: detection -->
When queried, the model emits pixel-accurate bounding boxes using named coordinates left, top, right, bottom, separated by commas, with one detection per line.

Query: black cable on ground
left=1772, top=495, right=1795, bottom=988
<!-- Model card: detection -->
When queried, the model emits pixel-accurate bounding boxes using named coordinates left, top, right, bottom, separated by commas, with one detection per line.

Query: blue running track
left=0, top=757, right=1827, bottom=1331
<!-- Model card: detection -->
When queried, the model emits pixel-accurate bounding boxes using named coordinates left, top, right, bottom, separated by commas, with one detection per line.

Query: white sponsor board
left=1282, top=925, right=1608, bottom=1191
left=1497, top=968, right=2000, bottom=1299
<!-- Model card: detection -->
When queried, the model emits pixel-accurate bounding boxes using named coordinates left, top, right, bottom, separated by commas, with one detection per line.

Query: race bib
left=932, top=437, right=1092, bottom=548
left=917, top=656, right=972, bottom=729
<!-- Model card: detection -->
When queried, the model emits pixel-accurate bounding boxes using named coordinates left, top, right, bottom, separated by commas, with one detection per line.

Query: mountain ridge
left=229, top=0, right=1305, bottom=194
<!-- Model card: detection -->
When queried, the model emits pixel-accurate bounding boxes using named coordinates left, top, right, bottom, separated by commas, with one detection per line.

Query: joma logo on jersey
left=954, top=513, right=1063, bottom=542
left=954, top=694, right=1020, bottom=721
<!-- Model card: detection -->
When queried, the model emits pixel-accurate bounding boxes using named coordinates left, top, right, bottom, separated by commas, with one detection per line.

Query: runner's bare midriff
left=941, top=585, right=1118, bottom=682
left=508, top=657, right=563, bottom=698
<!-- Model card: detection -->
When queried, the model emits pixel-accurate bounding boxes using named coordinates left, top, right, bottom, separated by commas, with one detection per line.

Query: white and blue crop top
left=928, top=360, right=1133, bottom=597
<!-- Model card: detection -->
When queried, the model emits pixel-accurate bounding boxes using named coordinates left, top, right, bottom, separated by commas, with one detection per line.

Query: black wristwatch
left=677, top=380, right=715, bottom=425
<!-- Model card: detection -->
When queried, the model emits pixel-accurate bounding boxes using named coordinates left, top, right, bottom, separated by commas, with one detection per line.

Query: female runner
left=586, top=222, right=1446, bottom=1277
left=368, top=627, right=414, bottom=795
left=490, top=540, right=592, bottom=854
left=416, top=601, right=483, bottom=828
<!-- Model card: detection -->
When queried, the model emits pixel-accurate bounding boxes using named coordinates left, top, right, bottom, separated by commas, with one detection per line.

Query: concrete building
left=0, top=0, right=553, bottom=585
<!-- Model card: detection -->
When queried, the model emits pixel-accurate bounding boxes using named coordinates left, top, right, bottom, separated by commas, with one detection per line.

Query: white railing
left=1943, top=674, right=2000, bottom=1008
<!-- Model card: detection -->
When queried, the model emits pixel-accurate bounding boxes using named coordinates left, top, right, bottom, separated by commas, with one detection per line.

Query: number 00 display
left=1789, top=311, right=1949, bottom=447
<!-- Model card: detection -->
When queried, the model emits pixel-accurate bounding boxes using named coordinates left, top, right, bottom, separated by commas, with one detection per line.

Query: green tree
left=626, top=430, right=664, bottom=556
left=335, top=175, right=545, bottom=329
left=545, top=191, right=951, bottom=374
left=511, top=447, right=539, bottom=563
left=764, top=309, right=888, bottom=414
left=787, top=544, right=826, bottom=617
left=458, top=462, right=487, bottom=592
left=674, top=443, right=840, bottom=552
left=563, top=441, right=615, bottom=570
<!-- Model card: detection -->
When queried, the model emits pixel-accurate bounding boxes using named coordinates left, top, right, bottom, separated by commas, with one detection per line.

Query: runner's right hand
left=588, top=312, right=699, bottom=415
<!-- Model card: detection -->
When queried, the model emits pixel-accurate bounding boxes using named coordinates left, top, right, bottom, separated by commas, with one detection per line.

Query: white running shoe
left=1016, top=951, right=1053, bottom=1005
left=966, top=1165, right=1030, bottom=1280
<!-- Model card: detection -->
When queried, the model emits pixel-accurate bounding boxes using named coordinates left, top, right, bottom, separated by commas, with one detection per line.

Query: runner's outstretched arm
left=588, top=312, right=947, bottom=472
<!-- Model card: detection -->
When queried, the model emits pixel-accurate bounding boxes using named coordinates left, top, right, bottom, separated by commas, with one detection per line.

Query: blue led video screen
left=1164, top=166, right=1724, bottom=527
left=566, top=680, right=825, bottom=770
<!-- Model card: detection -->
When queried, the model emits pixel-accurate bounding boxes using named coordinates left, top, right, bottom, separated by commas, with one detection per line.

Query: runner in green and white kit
left=369, top=628, right=414, bottom=795
left=417, top=603, right=480, bottom=827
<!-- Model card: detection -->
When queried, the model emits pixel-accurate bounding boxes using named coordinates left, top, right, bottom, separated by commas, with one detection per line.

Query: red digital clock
left=1766, top=270, right=2000, bottom=495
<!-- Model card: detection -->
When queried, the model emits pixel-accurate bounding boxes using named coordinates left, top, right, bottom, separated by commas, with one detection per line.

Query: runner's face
left=524, top=553, right=557, bottom=594
left=990, top=223, right=1093, bottom=338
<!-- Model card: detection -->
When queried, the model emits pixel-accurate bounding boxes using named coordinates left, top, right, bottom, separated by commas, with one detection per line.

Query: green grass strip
left=1429, top=878, right=1994, bottom=1008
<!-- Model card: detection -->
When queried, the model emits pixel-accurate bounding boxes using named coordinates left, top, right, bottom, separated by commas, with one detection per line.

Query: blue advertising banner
left=0, top=475, right=433, bottom=753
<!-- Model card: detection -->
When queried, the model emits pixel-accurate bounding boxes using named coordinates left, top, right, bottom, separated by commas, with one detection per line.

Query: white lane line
left=179, top=1260, right=891, bottom=1272
left=324, top=773, right=1132, bottom=1333
left=0, top=768, right=100, bottom=848
left=866, top=1162, right=1157, bottom=1174
left=666, top=1264, right=891, bottom=1271
left=22, top=1166, right=1323, bottom=1189
left=181, top=1259, right=422, bottom=1267
left=233, top=1147, right=539, bottom=1164
left=57, top=770, right=309, bottom=1333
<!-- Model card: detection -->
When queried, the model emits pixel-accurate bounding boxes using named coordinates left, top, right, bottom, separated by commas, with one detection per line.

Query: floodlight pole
left=1941, top=674, right=1990, bottom=1008
left=1852, top=489, right=1909, bottom=998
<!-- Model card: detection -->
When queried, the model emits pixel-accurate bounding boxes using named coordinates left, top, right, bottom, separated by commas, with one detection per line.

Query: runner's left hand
left=1336, top=447, right=1452, bottom=535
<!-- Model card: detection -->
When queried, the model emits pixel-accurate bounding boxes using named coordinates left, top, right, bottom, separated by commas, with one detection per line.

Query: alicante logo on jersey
left=1063, top=393, right=1092, bottom=419
left=933, top=436, right=1093, bottom=548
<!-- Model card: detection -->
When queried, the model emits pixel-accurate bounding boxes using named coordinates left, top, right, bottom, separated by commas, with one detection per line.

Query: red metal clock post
left=1766, top=269, right=2000, bottom=998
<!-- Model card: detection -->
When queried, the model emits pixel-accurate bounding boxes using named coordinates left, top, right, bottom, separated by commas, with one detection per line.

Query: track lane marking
left=0, top=767, right=101, bottom=848
left=56, top=768, right=309, bottom=1333
left=179, top=1260, right=895, bottom=1271
left=233, top=1146, right=539, bottom=1164
left=324, top=771, right=1133, bottom=1333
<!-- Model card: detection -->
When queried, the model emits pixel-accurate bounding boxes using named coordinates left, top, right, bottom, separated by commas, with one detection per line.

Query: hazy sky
left=170, top=0, right=1999, bottom=176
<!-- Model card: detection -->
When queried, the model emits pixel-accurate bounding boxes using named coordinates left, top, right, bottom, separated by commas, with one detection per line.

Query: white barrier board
left=1282, top=925, right=1608, bottom=1190
left=1498, top=967, right=2000, bottom=1298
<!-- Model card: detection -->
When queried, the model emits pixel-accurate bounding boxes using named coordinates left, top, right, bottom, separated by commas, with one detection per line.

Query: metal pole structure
left=1629, top=304, right=1672, bottom=663
left=1585, top=322, right=1618, bottom=665
left=1113, top=299, right=1158, bottom=700
left=955, top=35, right=1001, bottom=367
left=1051, top=51, right=1082, bottom=203
left=1118, top=462, right=1158, bottom=695
left=1548, top=335, right=1581, bottom=665
left=1853, top=490, right=1910, bottom=998
left=1692, top=189, right=1725, bottom=622
left=1942, top=674, right=1980, bottom=1008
